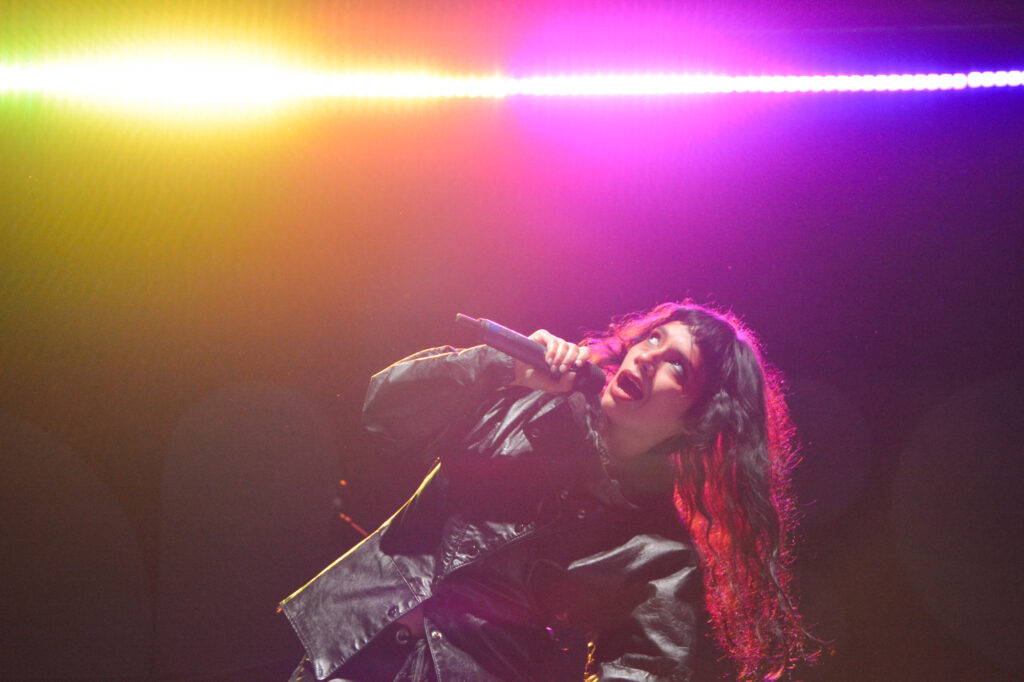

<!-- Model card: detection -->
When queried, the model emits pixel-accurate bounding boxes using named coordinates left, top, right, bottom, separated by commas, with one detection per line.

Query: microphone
left=455, top=314, right=607, bottom=396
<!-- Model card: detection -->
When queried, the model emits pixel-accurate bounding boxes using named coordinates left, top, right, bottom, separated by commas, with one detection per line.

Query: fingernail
left=559, top=364, right=568, bottom=374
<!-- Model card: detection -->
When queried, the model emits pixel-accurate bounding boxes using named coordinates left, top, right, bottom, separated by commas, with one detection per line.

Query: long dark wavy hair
left=584, top=301, right=817, bottom=680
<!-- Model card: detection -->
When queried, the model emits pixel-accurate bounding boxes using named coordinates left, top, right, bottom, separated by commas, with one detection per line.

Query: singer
left=280, top=302, right=817, bottom=681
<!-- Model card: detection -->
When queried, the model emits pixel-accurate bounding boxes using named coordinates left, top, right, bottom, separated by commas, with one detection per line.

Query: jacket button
left=393, top=625, right=412, bottom=646
left=576, top=507, right=588, bottom=520
left=387, top=605, right=400, bottom=619
left=559, top=488, right=570, bottom=501
left=430, top=629, right=444, bottom=641
left=459, top=540, right=479, bottom=558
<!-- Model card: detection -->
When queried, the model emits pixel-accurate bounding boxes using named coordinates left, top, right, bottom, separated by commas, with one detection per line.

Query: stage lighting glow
left=306, top=74, right=509, bottom=99
left=1, top=51, right=1021, bottom=115
left=0, top=52, right=304, bottom=116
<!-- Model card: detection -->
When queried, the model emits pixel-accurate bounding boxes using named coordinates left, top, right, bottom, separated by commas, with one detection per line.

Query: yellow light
left=0, top=48, right=513, bottom=118
left=0, top=48, right=300, bottom=115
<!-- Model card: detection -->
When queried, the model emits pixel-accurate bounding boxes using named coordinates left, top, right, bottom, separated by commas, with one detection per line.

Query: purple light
left=507, top=70, right=1022, bottom=96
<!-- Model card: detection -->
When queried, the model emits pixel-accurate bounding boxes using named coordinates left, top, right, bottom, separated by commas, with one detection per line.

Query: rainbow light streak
left=1, top=56, right=1021, bottom=113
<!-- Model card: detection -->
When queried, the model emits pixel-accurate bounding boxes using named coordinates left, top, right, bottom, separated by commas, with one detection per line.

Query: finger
left=552, top=339, right=574, bottom=373
left=558, top=369, right=577, bottom=391
left=529, top=330, right=556, bottom=366
left=559, top=342, right=587, bottom=373
left=561, top=344, right=581, bottom=372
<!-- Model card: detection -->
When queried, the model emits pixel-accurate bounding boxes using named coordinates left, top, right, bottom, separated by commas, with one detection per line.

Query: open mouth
left=616, top=371, right=644, bottom=400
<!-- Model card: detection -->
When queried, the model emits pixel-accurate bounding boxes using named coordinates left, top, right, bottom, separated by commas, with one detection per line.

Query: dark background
left=1, top=2, right=1023, bottom=680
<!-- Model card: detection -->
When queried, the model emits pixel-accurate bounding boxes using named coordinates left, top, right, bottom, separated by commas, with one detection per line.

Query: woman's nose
left=635, top=351, right=655, bottom=375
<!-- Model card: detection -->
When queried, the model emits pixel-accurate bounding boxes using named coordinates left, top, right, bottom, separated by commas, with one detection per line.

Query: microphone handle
left=455, top=314, right=606, bottom=395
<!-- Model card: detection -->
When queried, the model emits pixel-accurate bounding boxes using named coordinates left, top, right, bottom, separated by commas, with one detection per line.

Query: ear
left=677, top=413, right=697, bottom=439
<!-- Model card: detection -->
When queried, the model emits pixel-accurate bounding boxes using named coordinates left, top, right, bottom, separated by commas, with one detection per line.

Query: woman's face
left=601, top=321, right=707, bottom=459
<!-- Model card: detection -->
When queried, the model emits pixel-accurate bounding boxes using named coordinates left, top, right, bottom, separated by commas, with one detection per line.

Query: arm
left=362, top=333, right=592, bottom=452
left=361, top=345, right=515, bottom=452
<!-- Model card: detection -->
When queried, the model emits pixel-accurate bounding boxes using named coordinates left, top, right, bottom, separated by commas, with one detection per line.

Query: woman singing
left=281, top=302, right=816, bottom=681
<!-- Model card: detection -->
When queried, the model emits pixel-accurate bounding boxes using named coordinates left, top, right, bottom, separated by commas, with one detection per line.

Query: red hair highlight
left=586, top=301, right=820, bottom=679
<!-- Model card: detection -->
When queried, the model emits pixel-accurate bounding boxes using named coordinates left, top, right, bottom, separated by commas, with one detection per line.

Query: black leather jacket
left=280, top=345, right=704, bottom=681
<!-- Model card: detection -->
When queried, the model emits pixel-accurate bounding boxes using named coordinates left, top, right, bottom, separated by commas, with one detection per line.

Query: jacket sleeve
left=570, top=533, right=703, bottom=682
left=362, top=344, right=515, bottom=452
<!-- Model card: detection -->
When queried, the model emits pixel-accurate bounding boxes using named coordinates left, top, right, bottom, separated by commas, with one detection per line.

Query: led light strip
left=1, top=62, right=1021, bottom=104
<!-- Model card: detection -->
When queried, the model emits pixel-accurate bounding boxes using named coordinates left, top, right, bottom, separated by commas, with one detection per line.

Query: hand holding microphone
left=455, top=314, right=607, bottom=396
left=511, top=328, right=592, bottom=393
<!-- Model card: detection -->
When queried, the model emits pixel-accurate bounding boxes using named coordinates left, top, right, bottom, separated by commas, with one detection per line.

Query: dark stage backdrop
left=1, top=3, right=1023, bottom=680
